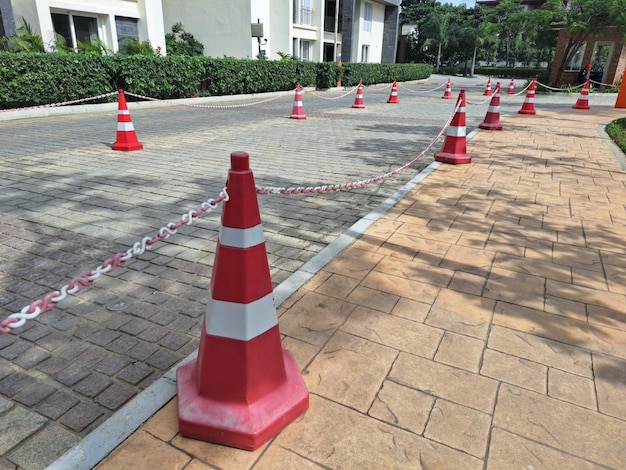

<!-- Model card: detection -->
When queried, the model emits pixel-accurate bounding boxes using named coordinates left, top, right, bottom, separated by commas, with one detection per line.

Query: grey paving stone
left=34, top=391, right=79, bottom=420
left=0, top=342, right=31, bottom=361
left=117, top=362, right=154, bottom=386
left=59, top=401, right=105, bottom=433
left=6, top=423, right=80, bottom=470
left=95, top=382, right=136, bottom=411
left=12, top=383, right=57, bottom=407
left=126, top=341, right=160, bottom=361
left=146, top=348, right=181, bottom=371
left=12, top=347, right=51, bottom=369
left=94, top=355, right=132, bottom=375
left=0, top=373, right=38, bottom=397
left=0, top=407, right=47, bottom=454
left=73, top=374, right=113, bottom=399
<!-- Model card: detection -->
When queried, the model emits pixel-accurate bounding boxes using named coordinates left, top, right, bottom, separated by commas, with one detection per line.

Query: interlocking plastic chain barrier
left=590, top=79, right=617, bottom=88
left=1, top=84, right=468, bottom=333
left=0, top=190, right=229, bottom=333
left=0, top=91, right=118, bottom=113
left=310, top=85, right=359, bottom=100
left=123, top=91, right=288, bottom=109
left=397, top=81, right=447, bottom=94
left=256, top=98, right=460, bottom=196
left=536, top=81, right=585, bottom=92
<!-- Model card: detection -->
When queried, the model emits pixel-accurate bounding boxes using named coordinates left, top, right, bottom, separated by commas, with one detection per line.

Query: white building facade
left=5, top=0, right=166, bottom=53
left=1, top=0, right=399, bottom=63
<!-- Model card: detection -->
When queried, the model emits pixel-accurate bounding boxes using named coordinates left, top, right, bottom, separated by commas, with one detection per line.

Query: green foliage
left=340, top=63, right=432, bottom=86
left=0, top=53, right=112, bottom=109
left=117, top=38, right=158, bottom=56
left=606, top=118, right=626, bottom=155
left=0, top=53, right=432, bottom=108
left=0, top=18, right=45, bottom=52
left=165, top=22, right=205, bottom=56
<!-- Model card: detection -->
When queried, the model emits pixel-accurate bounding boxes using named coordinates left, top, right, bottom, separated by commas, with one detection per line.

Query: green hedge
left=438, top=66, right=550, bottom=84
left=0, top=52, right=432, bottom=109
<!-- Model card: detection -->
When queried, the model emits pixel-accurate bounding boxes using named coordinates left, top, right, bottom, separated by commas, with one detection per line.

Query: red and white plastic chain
left=0, top=189, right=229, bottom=334
left=397, top=81, right=447, bottom=94
left=123, top=91, right=289, bottom=109
left=1, top=91, right=118, bottom=113
left=310, top=84, right=359, bottom=100
left=256, top=98, right=461, bottom=196
left=590, top=79, right=617, bottom=88
left=536, top=81, right=584, bottom=92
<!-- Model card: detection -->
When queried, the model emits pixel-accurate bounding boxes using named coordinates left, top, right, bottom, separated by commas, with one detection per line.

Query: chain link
left=0, top=189, right=229, bottom=333
left=1, top=91, right=118, bottom=113
left=123, top=91, right=290, bottom=109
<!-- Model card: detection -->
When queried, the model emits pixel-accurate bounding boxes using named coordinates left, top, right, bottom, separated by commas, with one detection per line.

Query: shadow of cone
left=289, top=83, right=307, bottom=120
left=112, top=89, right=143, bottom=151
left=387, top=80, right=399, bottom=104
left=479, top=83, right=503, bottom=130
left=435, top=89, right=471, bottom=164
left=176, top=151, right=309, bottom=451
left=573, top=78, right=591, bottom=110
left=518, top=78, right=537, bottom=115
left=352, top=80, right=365, bottom=109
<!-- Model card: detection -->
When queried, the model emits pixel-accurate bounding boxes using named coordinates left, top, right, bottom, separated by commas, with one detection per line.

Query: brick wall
left=550, top=26, right=626, bottom=86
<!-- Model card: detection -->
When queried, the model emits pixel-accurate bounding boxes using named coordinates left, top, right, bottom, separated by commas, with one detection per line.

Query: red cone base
left=479, top=83, right=503, bottom=130
left=352, top=80, right=365, bottom=109
left=518, top=79, right=537, bottom=115
left=483, top=78, right=492, bottom=97
left=387, top=80, right=399, bottom=104
left=573, top=79, right=591, bottom=110
left=112, top=89, right=143, bottom=151
left=442, top=78, right=453, bottom=99
left=507, top=78, right=515, bottom=95
left=435, top=89, right=471, bottom=164
left=290, top=83, right=307, bottom=120
left=177, top=334, right=308, bottom=450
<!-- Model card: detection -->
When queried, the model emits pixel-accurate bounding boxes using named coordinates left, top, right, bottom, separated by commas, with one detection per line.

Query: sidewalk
left=92, top=105, right=626, bottom=469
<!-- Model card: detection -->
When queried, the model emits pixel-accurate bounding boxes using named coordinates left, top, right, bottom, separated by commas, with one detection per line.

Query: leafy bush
left=0, top=52, right=433, bottom=109
left=0, top=53, right=112, bottom=108
left=606, top=118, right=626, bottom=155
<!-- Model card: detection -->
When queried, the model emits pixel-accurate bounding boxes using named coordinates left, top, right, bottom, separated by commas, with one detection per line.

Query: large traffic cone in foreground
left=615, top=70, right=626, bottom=108
left=573, top=78, right=591, bottom=110
left=435, top=90, right=471, bottom=165
left=387, top=80, right=399, bottom=104
left=442, top=78, right=453, bottom=99
left=479, top=82, right=503, bottom=130
left=289, top=83, right=307, bottom=120
left=507, top=78, right=515, bottom=95
left=352, top=80, right=365, bottom=108
left=483, top=77, right=492, bottom=96
left=177, top=151, right=309, bottom=450
left=112, top=89, right=143, bottom=151
left=518, top=78, right=537, bottom=115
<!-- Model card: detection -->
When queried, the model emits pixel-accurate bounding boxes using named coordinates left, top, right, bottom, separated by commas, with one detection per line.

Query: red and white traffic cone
left=573, top=78, right=591, bottom=110
left=518, top=78, right=537, bottom=115
left=352, top=80, right=365, bottom=109
left=507, top=77, right=515, bottom=95
left=176, top=151, right=309, bottom=450
left=442, top=78, right=453, bottom=99
left=112, top=89, right=143, bottom=151
left=387, top=80, right=399, bottom=104
left=483, top=77, right=492, bottom=96
left=435, top=89, right=471, bottom=164
left=479, top=82, right=503, bottom=130
left=289, top=83, right=307, bottom=120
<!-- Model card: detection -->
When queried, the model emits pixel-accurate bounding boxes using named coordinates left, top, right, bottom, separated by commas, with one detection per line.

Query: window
left=300, top=40, right=311, bottom=61
left=566, top=43, right=586, bottom=71
left=293, top=0, right=313, bottom=26
left=363, top=3, right=372, bottom=33
left=116, top=16, right=139, bottom=49
left=51, top=13, right=98, bottom=49
left=361, top=44, right=369, bottom=62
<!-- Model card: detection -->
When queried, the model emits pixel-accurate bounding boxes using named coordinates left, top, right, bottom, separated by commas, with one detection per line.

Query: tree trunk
left=436, top=42, right=442, bottom=73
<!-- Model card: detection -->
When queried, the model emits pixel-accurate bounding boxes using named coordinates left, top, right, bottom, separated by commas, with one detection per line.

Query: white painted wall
left=353, top=1, right=385, bottom=62
left=11, top=0, right=165, bottom=52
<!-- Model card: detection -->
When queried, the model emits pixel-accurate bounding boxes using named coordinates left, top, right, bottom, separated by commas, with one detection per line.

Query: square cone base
left=176, top=349, right=309, bottom=451
left=518, top=109, right=536, bottom=115
left=112, top=141, right=144, bottom=151
left=478, top=122, right=503, bottom=130
left=434, top=152, right=472, bottom=165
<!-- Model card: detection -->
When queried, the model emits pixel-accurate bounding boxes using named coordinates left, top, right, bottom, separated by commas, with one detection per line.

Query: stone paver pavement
left=93, top=103, right=626, bottom=469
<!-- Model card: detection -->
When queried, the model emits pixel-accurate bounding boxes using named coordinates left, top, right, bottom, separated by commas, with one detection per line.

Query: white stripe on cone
left=117, top=122, right=135, bottom=131
left=446, top=125, right=466, bottom=137
left=205, top=292, right=278, bottom=341
left=219, top=225, right=265, bottom=249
